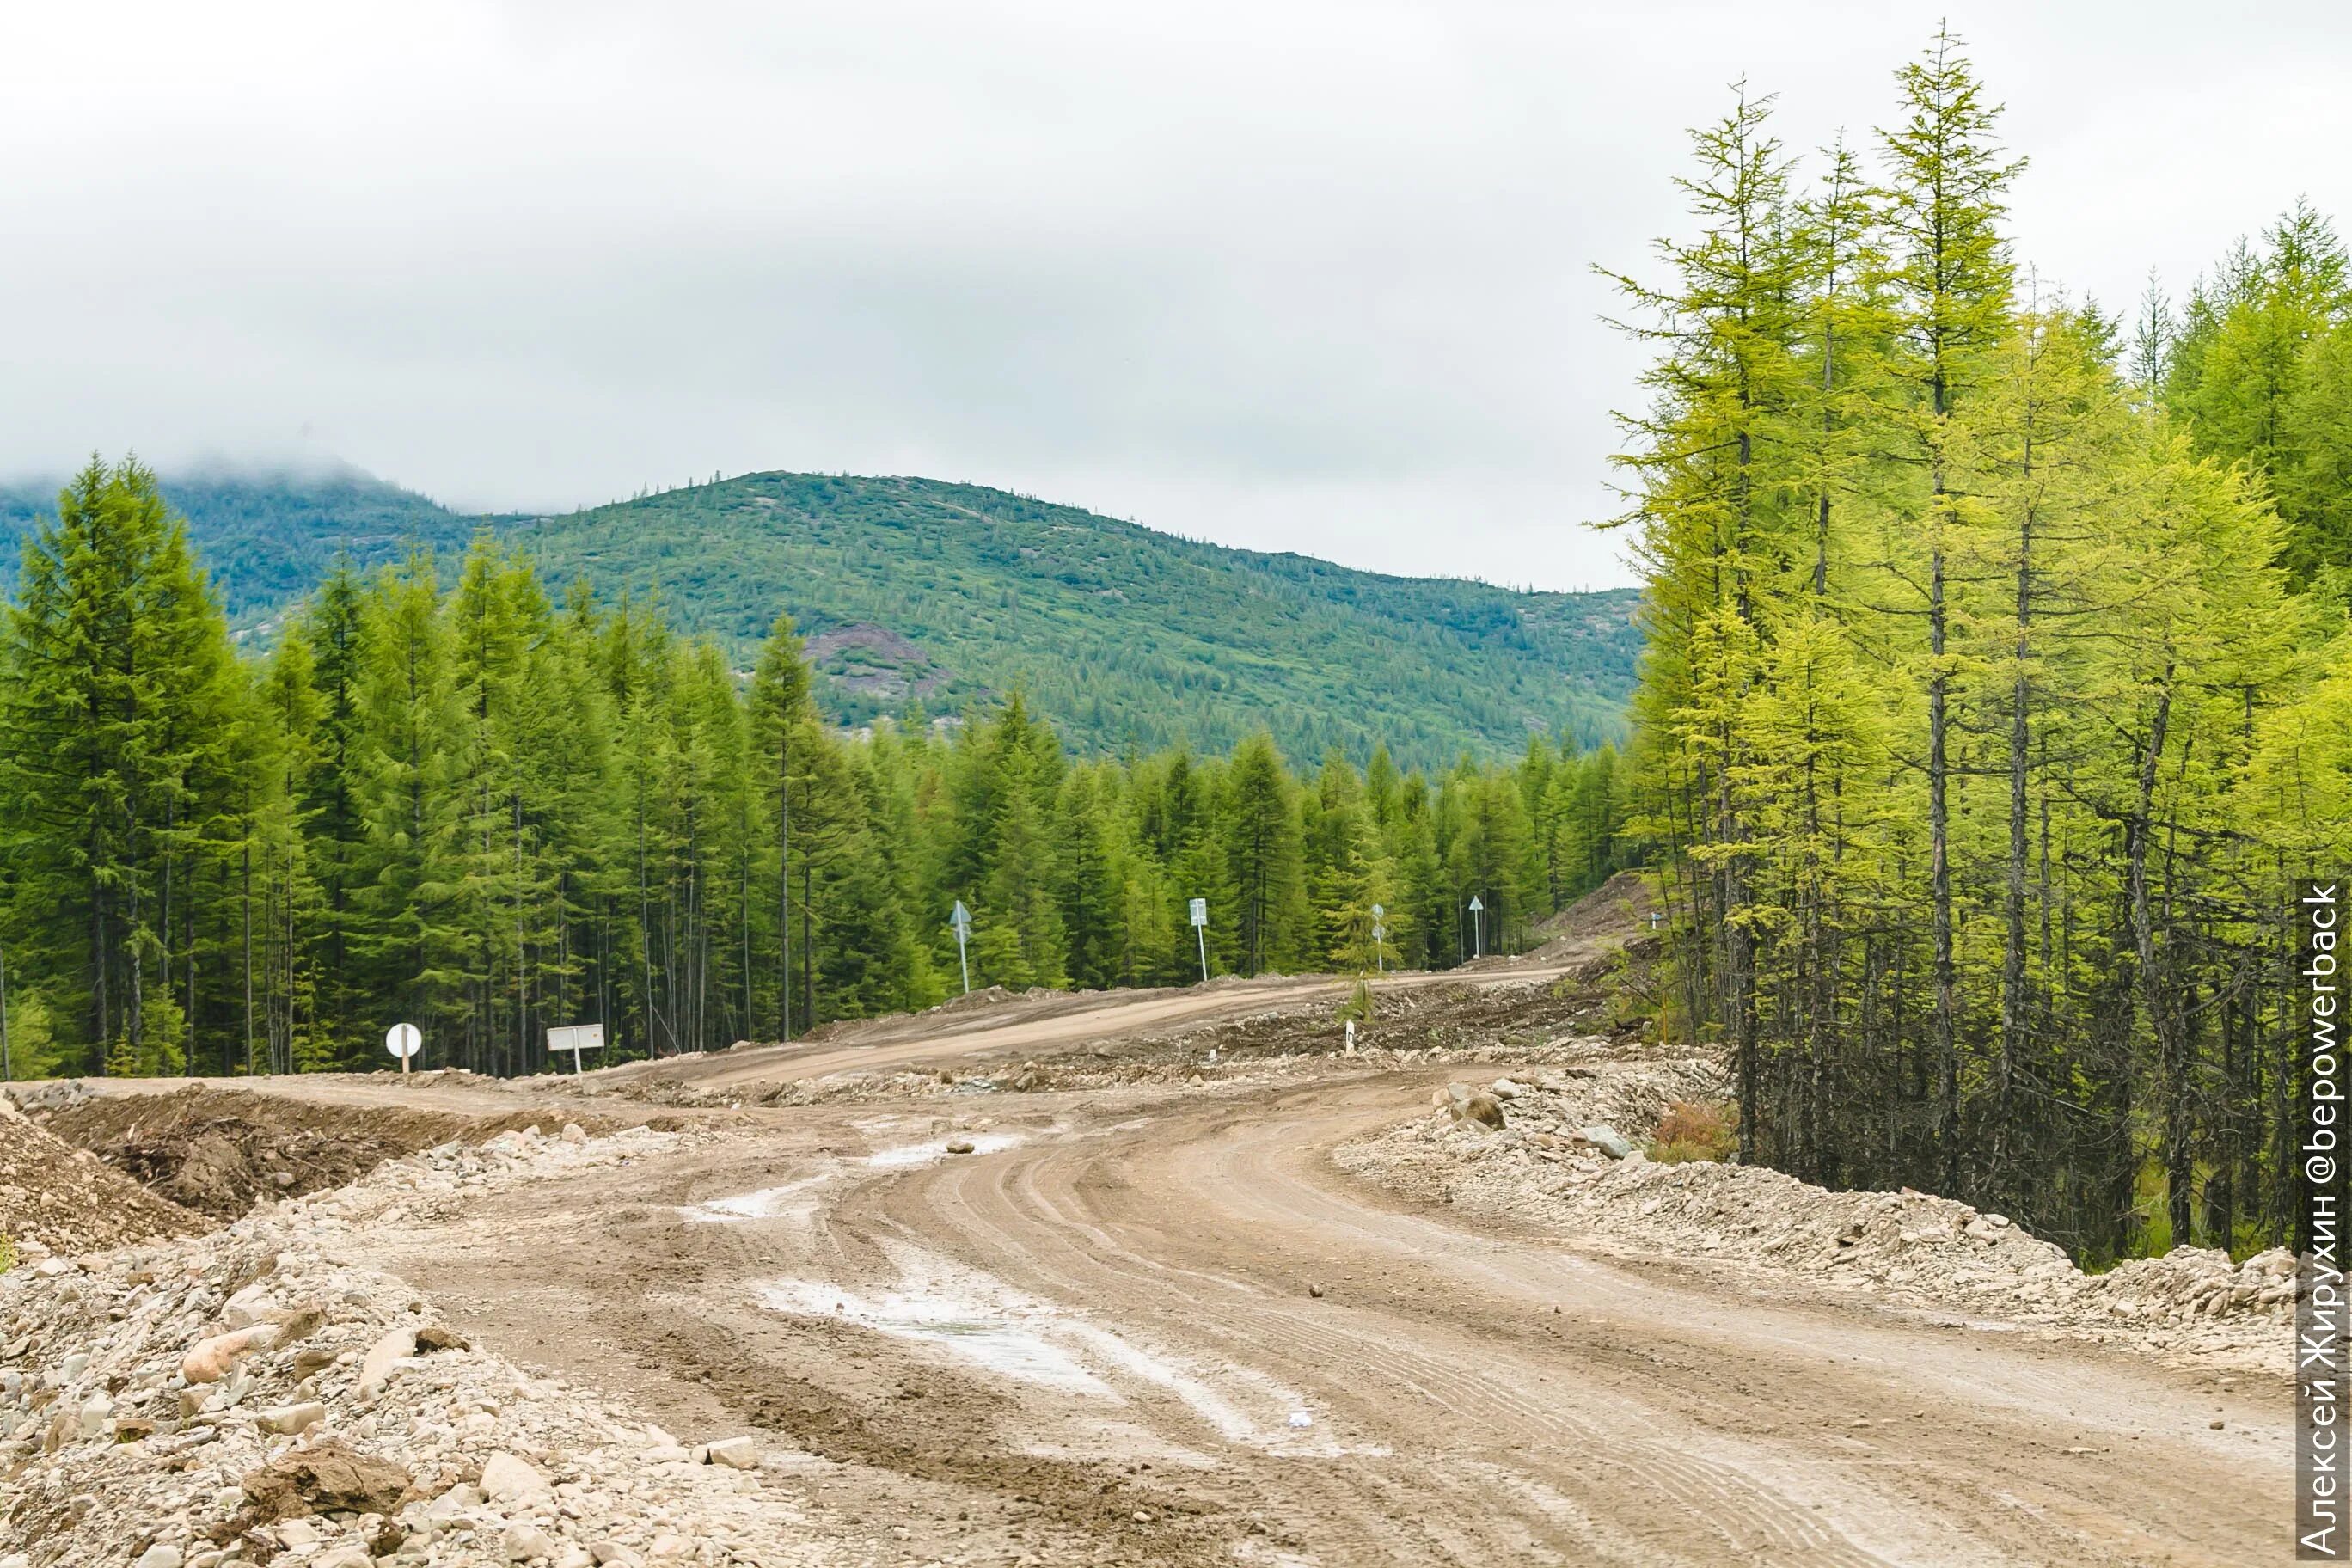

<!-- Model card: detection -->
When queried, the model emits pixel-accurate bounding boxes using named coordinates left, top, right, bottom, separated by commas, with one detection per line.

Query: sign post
left=950, top=901, right=972, bottom=995
left=385, top=1022, right=421, bottom=1074
left=1189, top=897, right=1210, bottom=983
left=1468, top=894, right=1485, bottom=960
left=1370, top=903, right=1387, bottom=975
left=548, top=1022, right=606, bottom=1075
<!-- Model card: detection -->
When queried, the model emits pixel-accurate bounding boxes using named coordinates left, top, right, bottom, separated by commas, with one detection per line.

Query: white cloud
left=1, top=1, right=2345, bottom=588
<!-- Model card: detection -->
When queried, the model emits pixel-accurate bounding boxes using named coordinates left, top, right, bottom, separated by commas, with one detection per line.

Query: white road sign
left=548, top=1022, right=606, bottom=1074
left=385, top=1022, right=421, bottom=1074
left=1189, top=897, right=1209, bottom=928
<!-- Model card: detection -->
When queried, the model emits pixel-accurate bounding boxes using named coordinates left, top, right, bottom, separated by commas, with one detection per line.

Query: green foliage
left=1615, top=32, right=2352, bottom=1262
left=0, top=457, right=242, bottom=1076
left=1, top=470, right=1642, bottom=773
left=2159, top=200, right=2352, bottom=590
left=0, top=984, right=62, bottom=1081
left=0, top=463, right=475, bottom=622
left=0, top=475, right=1633, bottom=1080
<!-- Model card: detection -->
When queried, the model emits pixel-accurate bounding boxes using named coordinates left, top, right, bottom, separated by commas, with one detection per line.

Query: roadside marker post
left=548, top=1022, right=606, bottom=1075
left=1189, top=897, right=1210, bottom=983
left=385, top=1022, right=421, bottom=1074
left=1469, top=894, right=1485, bottom=959
left=1371, top=903, right=1387, bottom=975
left=950, top=901, right=972, bottom=995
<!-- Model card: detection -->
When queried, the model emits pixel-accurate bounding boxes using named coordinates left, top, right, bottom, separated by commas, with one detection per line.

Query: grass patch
left=1649, top=1099, right=1737, bottom=1164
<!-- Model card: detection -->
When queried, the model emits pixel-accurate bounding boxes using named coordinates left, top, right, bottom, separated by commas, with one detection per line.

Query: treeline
left=1618, top=32, right=2352, bottom=1261
left=0, top=462, right=1629, bottom=1081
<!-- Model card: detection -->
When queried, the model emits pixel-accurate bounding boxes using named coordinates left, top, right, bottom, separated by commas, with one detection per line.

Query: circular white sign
left=385, top=1022, right=422, bottom=1060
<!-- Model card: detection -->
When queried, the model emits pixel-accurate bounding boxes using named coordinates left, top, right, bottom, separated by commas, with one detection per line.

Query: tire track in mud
left=832, top=1081, right=2288, bottom=1566
left=861, top=1102, right=1919, bottom=1565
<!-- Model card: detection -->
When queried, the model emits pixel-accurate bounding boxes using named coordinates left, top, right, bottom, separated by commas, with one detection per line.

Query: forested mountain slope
left=0, top=463, right=475, bottom=622
left=0, top=467, right=1638, bottom=768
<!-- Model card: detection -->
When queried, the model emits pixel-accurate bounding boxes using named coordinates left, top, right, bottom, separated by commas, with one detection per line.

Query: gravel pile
left=2, top=1084, right=95, bottom=1116
left=1339, top=1058, right=2297, bottom=1374
left=0, top=1124, right=884, bottom=1568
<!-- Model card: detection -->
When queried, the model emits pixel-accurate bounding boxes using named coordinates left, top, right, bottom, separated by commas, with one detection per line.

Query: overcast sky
left=2, top=3, right=2346, bottom=590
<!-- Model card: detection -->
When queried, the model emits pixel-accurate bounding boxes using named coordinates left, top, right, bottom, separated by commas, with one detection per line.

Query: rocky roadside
left=0, top=1125, right=902, bottom=1568
left=1337, top=1052, right=2298, bottom=1376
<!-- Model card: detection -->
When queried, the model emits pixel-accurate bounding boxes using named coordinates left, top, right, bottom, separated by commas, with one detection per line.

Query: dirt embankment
left=27, top=1084, right=624, bottom=1219
left=0, top=1095, right=200, bottom=1257
left=1526, top=869, right=1656, bottom=957
left=1341, top=1063, right=2300, bottom=1374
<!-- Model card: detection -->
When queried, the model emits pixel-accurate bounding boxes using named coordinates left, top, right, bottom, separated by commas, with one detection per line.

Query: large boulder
left=239, top=1440, right=412, bottom=1522
left=1443, top=1084, right=1505, bottom=1130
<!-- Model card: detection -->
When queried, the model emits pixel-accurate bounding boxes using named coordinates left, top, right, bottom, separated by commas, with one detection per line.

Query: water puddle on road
left=755, top=1240, right=1381, bottom=1458
left=866, top=1132, right=1025, bottom=1167
left=680, top=1175, right=833, bottom=1224
left=758, top=1256, right=1112, bottom=1395
left=679, top=1130, right=1029, bottom=1224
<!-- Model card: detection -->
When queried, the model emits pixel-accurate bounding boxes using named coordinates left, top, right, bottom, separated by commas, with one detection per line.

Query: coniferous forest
left=1618, top=34, right=2352, bottom=1262
left=0, top=463, right=1626, bottom=1085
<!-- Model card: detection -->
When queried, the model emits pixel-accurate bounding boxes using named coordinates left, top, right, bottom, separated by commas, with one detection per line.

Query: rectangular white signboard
left=548, top=1023, right=606, bottom=1053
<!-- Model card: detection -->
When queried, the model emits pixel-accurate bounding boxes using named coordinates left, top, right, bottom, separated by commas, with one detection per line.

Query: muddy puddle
left=753, top=1240, right=1381, bottom=1459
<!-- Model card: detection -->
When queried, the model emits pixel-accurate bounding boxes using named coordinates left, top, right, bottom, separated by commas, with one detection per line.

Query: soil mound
left=1526, top=871, right=1655, bottom=964
left=34, top=1086, right=615, bottom=1218
left=0, top=1093, right=200, bottom=1255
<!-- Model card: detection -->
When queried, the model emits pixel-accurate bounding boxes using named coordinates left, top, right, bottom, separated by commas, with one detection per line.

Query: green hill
left=0, top=462, right=476, bottom=626
left=0, top=466, right=1640, bottom=767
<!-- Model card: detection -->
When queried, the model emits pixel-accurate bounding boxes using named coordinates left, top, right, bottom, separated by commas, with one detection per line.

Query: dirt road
left=34, top=905, right=2292, bottom=1565
left=588, top=958, right=1583, bottom=1093
left=53, top=959, right=1579, bottom=1118
left=352, top=1068, right=2288, bottom=1566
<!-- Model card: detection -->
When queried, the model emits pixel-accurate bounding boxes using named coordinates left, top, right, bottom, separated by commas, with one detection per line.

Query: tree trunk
left=779, top=727, right=793, bottom=1043
left=1929, top=548, right=1958, bottom=1194
left=1995, top=457, right=2037, bottom=1201
left=2124, top=680, right=2191, bottom=1245
left=242, top=841, right=255, bottom=1077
